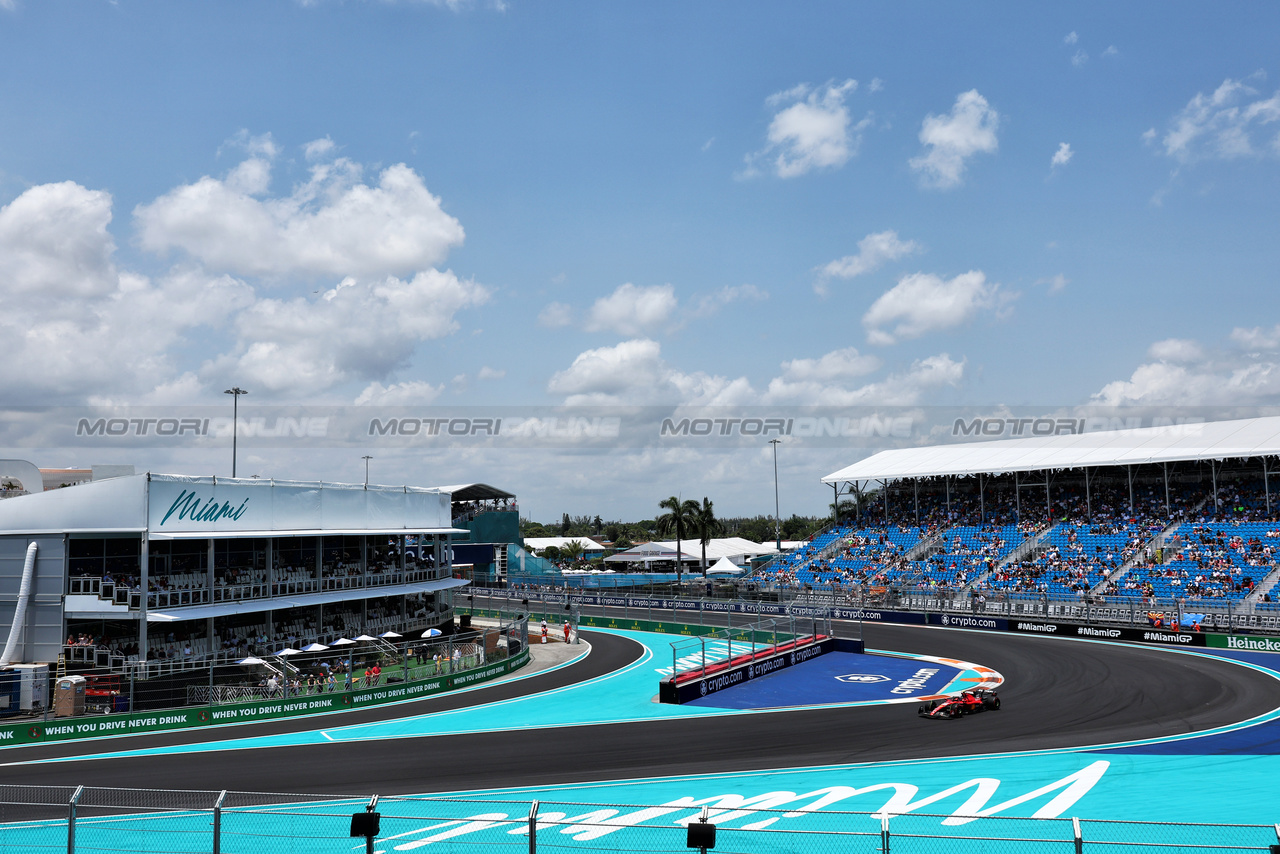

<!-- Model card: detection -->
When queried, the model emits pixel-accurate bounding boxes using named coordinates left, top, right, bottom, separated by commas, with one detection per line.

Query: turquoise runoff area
left=4, top=628, right=1280, bottom=840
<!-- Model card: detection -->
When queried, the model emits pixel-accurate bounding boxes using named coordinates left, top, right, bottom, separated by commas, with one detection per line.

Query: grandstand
left=747, top=417, right=1280, bottom=618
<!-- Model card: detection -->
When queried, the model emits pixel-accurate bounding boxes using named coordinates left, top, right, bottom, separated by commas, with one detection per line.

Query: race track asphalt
left=2, top=622, right=1278, bottom=795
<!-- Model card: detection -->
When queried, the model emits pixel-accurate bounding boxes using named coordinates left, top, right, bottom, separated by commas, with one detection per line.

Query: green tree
left=560, top=539, right=587, bottom=565
left=559, top=512, right=571, bottom=535
left=656, top=496, right=699, bottom=584
left=693, top=497, right=726, bottom=576
left=829, top=499, right=858, bottom=524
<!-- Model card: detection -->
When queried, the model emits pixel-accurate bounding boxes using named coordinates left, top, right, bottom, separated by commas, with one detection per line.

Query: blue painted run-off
left=686, top=651, right=963, bottom=709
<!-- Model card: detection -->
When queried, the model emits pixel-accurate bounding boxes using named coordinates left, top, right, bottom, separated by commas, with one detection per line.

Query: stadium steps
left=966, top=523, right=1052, bottom=591
left=1090, top=519, right=1181, bottom=593
left=906, top=529, right=945, bottom=561
left=1242, top=563, right=1280, bottom=604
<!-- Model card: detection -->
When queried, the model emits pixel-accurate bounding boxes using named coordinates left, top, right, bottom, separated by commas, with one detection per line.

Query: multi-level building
left=0, top=473, right=469, bottom=672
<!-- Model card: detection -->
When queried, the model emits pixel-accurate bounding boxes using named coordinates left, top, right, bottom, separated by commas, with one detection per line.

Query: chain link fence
left=2, top=787, right=1277, bottom=854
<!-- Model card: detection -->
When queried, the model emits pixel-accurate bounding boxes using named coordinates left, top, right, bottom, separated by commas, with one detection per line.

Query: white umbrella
left=237, top=656, right=267, bottom=665
left=354, top=634, right=379, bottom=642
left=330, top=638, right=356, bottom=646
left=301, top=642, right=330, bottom=652
left=421, top=628, right=442, bottom=638
left=274, top=647, right=302, bottom=656
left=379, top=630, right=402, bottom=638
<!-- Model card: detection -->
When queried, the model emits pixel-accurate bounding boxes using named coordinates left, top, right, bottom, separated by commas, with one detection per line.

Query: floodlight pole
left=223, top=387, right=248, bottom=477
left=769, top=439, right=782, bottom=551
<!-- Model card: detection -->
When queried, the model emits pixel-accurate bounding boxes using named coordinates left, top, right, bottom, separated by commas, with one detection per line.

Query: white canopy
left=524, top=536, right=605, bottom=553
left=823, top=416, right=1280, bottom=485
left=706, top=556, right=745, bottom=576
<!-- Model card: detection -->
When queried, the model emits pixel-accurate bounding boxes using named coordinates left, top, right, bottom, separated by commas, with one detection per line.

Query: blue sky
left=1, top=1, right=1279, bottom=521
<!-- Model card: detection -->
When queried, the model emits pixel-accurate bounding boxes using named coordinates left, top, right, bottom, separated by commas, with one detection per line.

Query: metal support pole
left=213, top=790, right=227, bottom=854
left=1045, top=474, right=1051, bottom=519
left=1266, top=457, right=1272, bottom=515
left=528, top=800, right=539, bottom=854
left=1085, top=467, right=1091, bottom=518
left=1128, top=466, right=1134, bottom=514
left=882, top=479, right=889, bottom=525
left=1163, top=462, right=1170, bottom=515
left=1014, top=471, right=1020, bottom=518
left=1073, top=816, right=1083, bottom=854
left=770, top=439, right=782, bottom=551
left=67, top=785, right=84, bottom=854
left=914, top=479, right=919, bottom=527
left=1211, top=460, right=1219, bottom=517
left=881, top=813, right=891, bottom=854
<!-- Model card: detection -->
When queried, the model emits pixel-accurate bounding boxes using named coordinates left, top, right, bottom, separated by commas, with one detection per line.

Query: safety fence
left=665, top=611, right=834, bottom=678
left=2, top=787, right=1278, bottom=853
left=472, top=586, right=1280, bottom=654
left=500, top=572, right=1280, bottom=632
left=0, top=617, right=529, bottom=747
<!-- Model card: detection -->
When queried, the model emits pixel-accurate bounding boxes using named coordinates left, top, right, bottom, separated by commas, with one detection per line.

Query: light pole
left=362, top=455, right=373, bottom=487
left=769, top=438, right=781, bottom=552
left=223, top=387, right=248, bottom=477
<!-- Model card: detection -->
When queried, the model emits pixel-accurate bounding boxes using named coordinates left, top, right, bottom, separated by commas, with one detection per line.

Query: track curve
left=2, top=623, right=1277, bottom=794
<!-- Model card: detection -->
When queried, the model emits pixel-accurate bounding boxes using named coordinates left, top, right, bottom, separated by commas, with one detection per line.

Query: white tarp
left=823, top=415, right=1280, bottom=485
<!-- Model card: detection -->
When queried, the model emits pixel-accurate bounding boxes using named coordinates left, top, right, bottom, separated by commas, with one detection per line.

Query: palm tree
left=694, top=497, right=725, bottom=576
left=560, top=539, right=587, bottom=565
left=656, top=496, right=698, bottom=584
left=829, top=499, right=857, bottom=525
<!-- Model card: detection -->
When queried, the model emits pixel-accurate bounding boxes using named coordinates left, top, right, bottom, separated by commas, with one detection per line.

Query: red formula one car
left=917, top=688, right=1001, bottom=719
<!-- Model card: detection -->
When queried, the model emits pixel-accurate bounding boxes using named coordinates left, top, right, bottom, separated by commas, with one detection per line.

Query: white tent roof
left=823, top=416, right=1280, bottom=485
left=657, top=537, right=777, bottom=559
left=524, top=536, right=605, bottom=552
left=706, top=556, right=745, bottom=575
left=604, top=537, right=776, bottom=564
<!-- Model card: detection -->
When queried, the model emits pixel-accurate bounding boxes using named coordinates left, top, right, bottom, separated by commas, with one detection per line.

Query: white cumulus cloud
left=0, top=181, right=118, bottom=297
left=210, top=269, right=488, bottom=395
left=863, top=270, right=998, bottom=345
left=816, top=230, right=921, bottom=295
left=355, top=380, right=444, bottom=405
left=1051, top=142, right=1074, bottom=168
left=135, top=152, right=465, bottom=280
left=909, top=90, right=1000, bottom=190
left=778, top=347, right=881, bottom=382
left=548, top=339, right=962, bottom=410
left=1231, top=324, right=1280, bottom=350
left=585, top=283, right=678, bottom=335
left=765, top=352, right=963, bottom=406
left=1094, top=332, right=1280, bottom=406
left=745, top=79, right=869, bottom=178
left=547, top=338, right=669, bottom=402
left=1147, top=338, right=1205, bottom=363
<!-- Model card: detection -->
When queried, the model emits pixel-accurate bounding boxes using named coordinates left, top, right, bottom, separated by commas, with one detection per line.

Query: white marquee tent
left=823, top=416, right=1280, bottom=486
